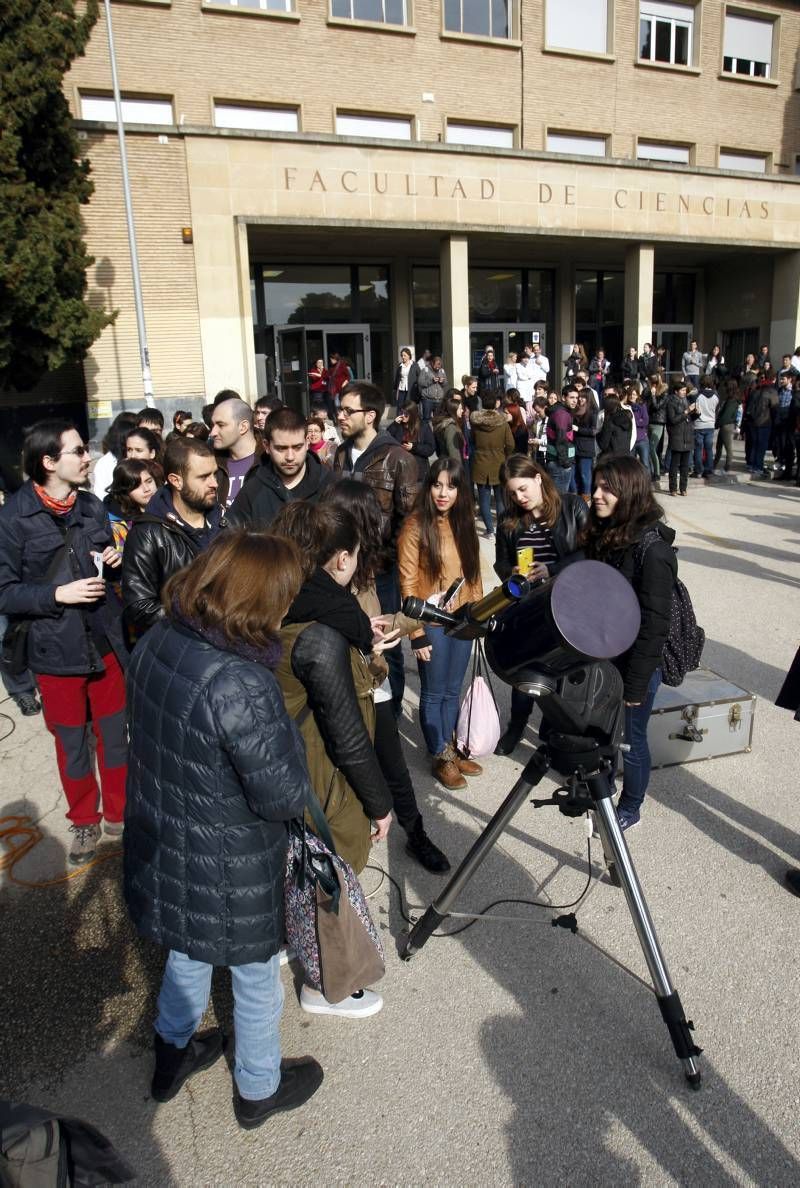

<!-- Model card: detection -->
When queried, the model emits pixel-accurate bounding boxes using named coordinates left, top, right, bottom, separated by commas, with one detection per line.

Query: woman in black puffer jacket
left=493, top=455, right=588, bottom=754
left=580, top=455, right=676, bottom=833
left=124, top=530, right=323, bottom=1128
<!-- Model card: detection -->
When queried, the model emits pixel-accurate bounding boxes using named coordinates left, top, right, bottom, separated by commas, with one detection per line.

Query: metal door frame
left=652, top=324, right=694, bottom=382
left=469, top=324, right=547, bottom=359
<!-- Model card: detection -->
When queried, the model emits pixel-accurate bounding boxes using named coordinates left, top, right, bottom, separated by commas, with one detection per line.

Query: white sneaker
left=68, top=823, right=101, bottom=865
left=300, top=985, right=383, bottom=1018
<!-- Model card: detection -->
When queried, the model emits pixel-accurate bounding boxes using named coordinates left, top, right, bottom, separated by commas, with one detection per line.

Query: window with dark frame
left=444, top=0, right=512, bottom=40
left=331, top=0, right=407, bottom=24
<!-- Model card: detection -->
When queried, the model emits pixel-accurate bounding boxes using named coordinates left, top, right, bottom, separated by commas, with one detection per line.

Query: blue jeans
left=693, top=428, right=714, bottom=477
left=633, top=439, right=651, bottom=475
left=546, top=462, right=574, bottom=494
left=156, top=949, right=283, bottom=1101
left=751, top=425, right=771, bottom=473
left=477, top=484, right=504, bottom=533
left=417, top=629, right=473, bottom=756
left=618, top=668, right=662, bottom=815
left=575, top=456, right=594, bottom=495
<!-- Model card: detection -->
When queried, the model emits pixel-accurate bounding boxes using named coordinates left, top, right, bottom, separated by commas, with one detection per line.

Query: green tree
left=0, top=0, right=113, bottom=390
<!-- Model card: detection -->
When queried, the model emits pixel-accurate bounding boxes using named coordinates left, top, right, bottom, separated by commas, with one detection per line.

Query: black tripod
left=401, top=664, right=703, bottom=1089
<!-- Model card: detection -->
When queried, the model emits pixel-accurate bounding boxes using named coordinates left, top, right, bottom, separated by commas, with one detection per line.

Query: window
left=722, top=12, right=773, bottom=79
left=444, top=0, right=513, bottom=40
left=446, top=122, right=514, bottom=148
left=639, top=2, right=693, bottom=67
left=335, top=112, right=412, bottom=139
left=637, top=140, right=690, bottom=164
left=331, top=0, right=407, bottom=23
left=79, top=94, right=173, bottom=124
left=546, top=131, right=606, bottom=157
left=546, top=0, right=608, bottom=55
left=207, top=0, right=294, bottom=10
left=214, top=103, right=298, bottom=131
left=718, top=150, right=767, bottom=173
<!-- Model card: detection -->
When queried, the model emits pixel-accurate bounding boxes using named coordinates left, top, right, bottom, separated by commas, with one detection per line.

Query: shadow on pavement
left=385, top=760, right=800, bottom=1184
left=702, top=637, right=787, bottom=703
left=0, top=799, right=172, bottom=1183
left=676, top=545, right=800, bottom=590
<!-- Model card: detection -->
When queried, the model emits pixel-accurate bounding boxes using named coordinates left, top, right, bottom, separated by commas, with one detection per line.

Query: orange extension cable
left=0, top=815, right=121, bottom=888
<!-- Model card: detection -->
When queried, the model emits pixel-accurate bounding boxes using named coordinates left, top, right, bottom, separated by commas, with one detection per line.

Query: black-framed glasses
left=338, top=406, right=364, bottom=417
left=58, top=446, right=90, bottom=458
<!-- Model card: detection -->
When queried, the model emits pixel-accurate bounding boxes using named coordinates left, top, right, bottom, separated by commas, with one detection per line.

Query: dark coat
left=574, top=405, right=598, bottom=459
left=478, top=358, right=502, bottom=396
left=495, top=494, right=589, bottom=581
left=776, top=645, right=800, bottom=721
left=646, top=390, right=669, bottom=426
left=227, top=451, right=333, bottom=530
left=121, top=485, right=226, bottom=636
left=387, top=419, right=435, bottom=481
left=596, top=409, right=632, bottom=458
left=605, top=522, right=677, bottom=703
left=333, top=431, right=419, bottom=565
left=665, top=394, right=695, bottom=452
left=0, top=482, right=126, bottom=676
left=124, top=620, right=310, bottom=966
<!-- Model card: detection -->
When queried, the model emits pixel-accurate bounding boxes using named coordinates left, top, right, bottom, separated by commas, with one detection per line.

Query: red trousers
left=37, top=652, right=128, bottom=827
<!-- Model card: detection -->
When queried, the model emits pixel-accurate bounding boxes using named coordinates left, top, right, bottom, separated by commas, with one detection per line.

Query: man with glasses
left=333, top=381, right=419, bottom=714
left=0, top=421, right=128, bottom=865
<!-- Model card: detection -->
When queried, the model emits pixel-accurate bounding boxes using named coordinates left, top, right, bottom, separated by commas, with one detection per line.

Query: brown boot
left=431, top=753, right=467, bottom=791
left=452, top=747, right=482, bottom=776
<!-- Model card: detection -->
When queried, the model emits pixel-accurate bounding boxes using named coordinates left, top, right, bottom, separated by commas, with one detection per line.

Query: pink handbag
left=456, top=642, right=501, bottom=758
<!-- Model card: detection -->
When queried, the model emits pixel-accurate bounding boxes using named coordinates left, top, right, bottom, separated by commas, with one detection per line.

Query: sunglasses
left=58, top=446, right=90, bottom=458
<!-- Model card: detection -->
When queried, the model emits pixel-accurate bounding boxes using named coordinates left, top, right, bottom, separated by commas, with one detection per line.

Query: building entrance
left=276, top=323, right=372, bottom=414
left=652, top=324, right=693, bottom=380
left=469, top=324, right=547, bottom=377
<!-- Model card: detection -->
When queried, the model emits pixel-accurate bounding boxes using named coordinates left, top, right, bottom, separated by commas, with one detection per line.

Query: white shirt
left=515, top=357, right=537, bottom=403
left=91, top=451, right=117, bottom=498
left=503, top=363, right=518, bottom=391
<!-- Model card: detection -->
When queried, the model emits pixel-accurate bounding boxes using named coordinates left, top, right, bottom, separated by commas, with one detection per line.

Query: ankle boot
left=405, top=818, right=451, bottom=874
left=431, top=752, right=466, bottom=790
left=494, top=719, right=526, bottom=756
left=152, top=1029, right=224, bottom=1102
left=453, top=748, right=482, bottom=776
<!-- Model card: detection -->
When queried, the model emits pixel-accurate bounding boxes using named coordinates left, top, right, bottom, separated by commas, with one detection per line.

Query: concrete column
left=770, top=251, right=800, bottom=354
left=391, top=257, right=414, bottom=364
left=555, top=262, right=574, bottom=377
left=624, top=244, right=655, bottom=353
left=235, top=221, right=258, bottom=405
left=440, top=234, right=470, bottom=385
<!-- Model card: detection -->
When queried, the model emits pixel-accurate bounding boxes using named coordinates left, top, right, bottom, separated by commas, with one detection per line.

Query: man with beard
left=228, top=408, right=333, bottom=530
left=122, top=437, right=225, bottom=635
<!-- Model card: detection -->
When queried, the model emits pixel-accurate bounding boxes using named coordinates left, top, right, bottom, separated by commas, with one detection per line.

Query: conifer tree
left=0, top=0, right=113, bottom=389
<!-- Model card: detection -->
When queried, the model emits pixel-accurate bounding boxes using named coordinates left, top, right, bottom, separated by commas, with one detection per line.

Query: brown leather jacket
left=333, top=430, right=420, bottom=564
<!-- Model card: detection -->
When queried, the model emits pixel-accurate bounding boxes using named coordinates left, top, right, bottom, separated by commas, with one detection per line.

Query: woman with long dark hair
left=105, top=459, right=161, bottom=553
left=387, top=399, right=435, bottom=481
left=432, top=395, right=466, bottom=462
left=573, top=389, right=598, bottom=495
left=581, top=455, right=677, bottom=831
left=494, top=455, right=588, bottom=754
left=326, top=479, right=450, bottom=874
left=274, top=503, right=394, bottom=1018
left=398, top=458, right=483, bottom=791
left=124, top=426, right=164, bottom=467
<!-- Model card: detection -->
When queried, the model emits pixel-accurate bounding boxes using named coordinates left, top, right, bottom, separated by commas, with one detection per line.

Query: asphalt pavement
left=1, top=454, right=799, bottom=1185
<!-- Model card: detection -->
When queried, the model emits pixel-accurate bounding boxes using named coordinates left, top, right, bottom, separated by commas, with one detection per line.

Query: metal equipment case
left=645, top=667, right=756, bottom=770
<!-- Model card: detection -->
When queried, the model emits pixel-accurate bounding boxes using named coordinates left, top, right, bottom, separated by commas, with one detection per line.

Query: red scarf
left=33, top=482, right=77, bottom=515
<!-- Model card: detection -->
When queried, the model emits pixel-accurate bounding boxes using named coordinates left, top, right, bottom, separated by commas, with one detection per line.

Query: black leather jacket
left=494, top=494, right=589, bottom=581
left=121, top=486, right=226, bottom=636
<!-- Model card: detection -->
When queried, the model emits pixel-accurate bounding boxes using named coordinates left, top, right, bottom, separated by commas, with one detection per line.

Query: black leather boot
left=405, top=818, right=451, bottom=874
left=151, top=1029, right=224, bottom=1102
left=495, top=719, right=526, bottom=756
left=234, top=1058, right=324, bottom=1130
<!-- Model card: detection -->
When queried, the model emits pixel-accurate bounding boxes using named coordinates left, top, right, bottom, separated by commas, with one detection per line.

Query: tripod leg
left=590, top=779, right=702, bottom=1088
left=401, top=748, right=552, bottom=959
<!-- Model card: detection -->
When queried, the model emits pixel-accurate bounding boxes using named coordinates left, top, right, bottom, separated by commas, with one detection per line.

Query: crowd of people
left=0, top=336, right=798, bottom=1127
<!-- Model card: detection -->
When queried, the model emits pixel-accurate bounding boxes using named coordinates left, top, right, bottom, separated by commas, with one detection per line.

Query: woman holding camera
left=581, top=455, right=676, bottom=831
left=398, top=458, right=483, bottom=791
left=493, top=455, right=588, bottom=754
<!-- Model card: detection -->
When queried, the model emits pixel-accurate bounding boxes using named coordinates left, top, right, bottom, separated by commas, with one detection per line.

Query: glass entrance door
left=653, top=325, right=693, bottom=381
left=469, top=325, right=547, bottom=381
left=276, top=325, right=308, bottom=415
left=322, top=325, right=371, bottom=384
left=276, top=324, right=371, bottom=413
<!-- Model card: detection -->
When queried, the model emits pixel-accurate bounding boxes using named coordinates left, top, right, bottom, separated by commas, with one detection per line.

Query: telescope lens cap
left=550, top=561, right=641, bottom=659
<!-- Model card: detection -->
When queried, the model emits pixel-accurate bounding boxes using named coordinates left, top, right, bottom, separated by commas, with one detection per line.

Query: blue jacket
left=0, top=482, right=125, bottom=676
left=124, top=620, right=310, bottom=965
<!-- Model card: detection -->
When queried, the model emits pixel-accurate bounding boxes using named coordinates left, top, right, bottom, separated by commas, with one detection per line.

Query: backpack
left=0, top=1101, right=134, bottom=1188
left=634, top=530, right=705, bottom=687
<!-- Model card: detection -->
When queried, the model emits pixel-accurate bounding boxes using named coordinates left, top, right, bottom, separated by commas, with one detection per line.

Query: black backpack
left=634, top=531, right=705, bottom=687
